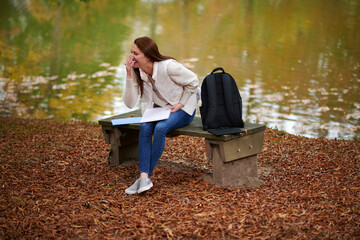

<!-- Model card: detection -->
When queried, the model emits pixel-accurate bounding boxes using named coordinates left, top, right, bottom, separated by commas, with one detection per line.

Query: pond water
left=0, top=0, right=359, bottom=140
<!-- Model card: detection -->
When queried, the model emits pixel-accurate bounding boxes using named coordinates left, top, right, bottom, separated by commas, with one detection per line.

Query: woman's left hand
left=168, top=103, right=184, bottom=113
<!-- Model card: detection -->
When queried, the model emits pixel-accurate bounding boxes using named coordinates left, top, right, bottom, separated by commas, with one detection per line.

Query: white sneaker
left=137, top=178, right=153, bottom=194
left=125, top=179, right=140, bottom=194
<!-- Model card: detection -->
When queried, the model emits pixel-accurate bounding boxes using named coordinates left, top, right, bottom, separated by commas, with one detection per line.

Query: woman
left=123, top=36, right=199, bottom=194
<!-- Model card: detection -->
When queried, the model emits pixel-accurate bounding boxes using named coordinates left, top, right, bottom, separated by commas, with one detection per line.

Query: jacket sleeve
left=123, top=74, right=140, bottom=109
left=167, top=61, right=199, bottom=106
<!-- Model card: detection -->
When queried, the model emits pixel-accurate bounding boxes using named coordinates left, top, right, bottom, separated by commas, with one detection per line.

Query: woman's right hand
left=126, top=54, right=136, bottom=79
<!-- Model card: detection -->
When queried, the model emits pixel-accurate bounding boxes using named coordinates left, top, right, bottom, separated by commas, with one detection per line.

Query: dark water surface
left=0, top=0, right=359, bottom=139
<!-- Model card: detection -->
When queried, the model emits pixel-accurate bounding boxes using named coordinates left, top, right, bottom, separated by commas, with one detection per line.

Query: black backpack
left=200, top=67, right=245, bottom=135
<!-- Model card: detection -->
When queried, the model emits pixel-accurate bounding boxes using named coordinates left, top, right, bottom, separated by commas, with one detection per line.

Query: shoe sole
left=125, top=189, right=137, bottom=194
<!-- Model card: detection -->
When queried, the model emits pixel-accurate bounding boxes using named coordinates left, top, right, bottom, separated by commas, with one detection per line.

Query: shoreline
left=1, top=114, right=358, bottom=141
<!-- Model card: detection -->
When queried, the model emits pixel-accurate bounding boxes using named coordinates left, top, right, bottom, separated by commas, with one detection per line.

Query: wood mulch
left=0, top=116, right=359, bottom=239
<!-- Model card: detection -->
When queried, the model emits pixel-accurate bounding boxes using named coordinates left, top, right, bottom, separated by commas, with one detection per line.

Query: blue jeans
left=138, top=109, right=195, bottom=177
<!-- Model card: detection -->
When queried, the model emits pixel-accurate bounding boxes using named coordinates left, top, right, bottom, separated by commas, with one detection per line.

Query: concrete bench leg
left=205, top=131, right=265, bottom=187
left=101, top=126, right=139, bottom=166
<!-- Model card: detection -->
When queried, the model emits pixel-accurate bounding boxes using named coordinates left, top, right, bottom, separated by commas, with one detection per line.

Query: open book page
left=140, top=107, right=171, bottom=123
left=111, top=107, right=171, bottom=126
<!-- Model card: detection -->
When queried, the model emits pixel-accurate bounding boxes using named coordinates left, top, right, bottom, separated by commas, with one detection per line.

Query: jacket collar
left=139, top=68, right=148, bottom=82
left=152, top=61, right=159, bottom=80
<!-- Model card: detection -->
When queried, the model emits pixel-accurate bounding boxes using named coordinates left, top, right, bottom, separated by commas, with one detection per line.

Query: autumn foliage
left=0, top=116, right=359, bottom=239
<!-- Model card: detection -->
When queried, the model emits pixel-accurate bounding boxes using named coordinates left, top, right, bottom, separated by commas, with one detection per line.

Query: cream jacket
left=123, top=59, right=200, bottom=115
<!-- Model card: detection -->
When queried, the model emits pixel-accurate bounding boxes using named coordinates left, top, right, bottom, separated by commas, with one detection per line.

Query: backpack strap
left=222, top=74, right=243, bottom=126
left=203, top=73, right=219, bottom=129
left=211, top=67, right=225, bottom=74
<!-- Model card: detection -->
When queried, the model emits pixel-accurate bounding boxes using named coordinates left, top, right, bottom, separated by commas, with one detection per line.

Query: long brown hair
left=133, top=36, right=174, bottom=96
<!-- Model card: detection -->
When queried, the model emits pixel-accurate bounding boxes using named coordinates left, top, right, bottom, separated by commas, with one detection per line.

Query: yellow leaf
left=71, top=225, right=83, bottom=228
left=93, top=218, right=100, bottom=225
left=194, top=212, right=208, bottom=217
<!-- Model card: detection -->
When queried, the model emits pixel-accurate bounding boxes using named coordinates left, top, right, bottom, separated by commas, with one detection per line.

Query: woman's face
left=130, top=44, right=149, bottom=69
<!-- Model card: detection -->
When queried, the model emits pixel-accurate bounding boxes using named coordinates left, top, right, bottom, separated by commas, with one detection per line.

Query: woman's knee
left=154, top=122, right=169, bottom=136
left=140, top=123, right=155, bottom=135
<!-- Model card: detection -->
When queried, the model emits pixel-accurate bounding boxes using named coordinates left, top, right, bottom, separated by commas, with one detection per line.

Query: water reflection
left=0, top=0, right=359, bottom=139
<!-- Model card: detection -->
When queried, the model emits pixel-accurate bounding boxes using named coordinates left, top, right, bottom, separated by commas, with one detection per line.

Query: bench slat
left=98, top=109, right=266, bottom=141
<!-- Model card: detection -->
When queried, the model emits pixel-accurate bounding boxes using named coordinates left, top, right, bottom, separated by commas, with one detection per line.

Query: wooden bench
left=98, top=109, right=266, bottom=187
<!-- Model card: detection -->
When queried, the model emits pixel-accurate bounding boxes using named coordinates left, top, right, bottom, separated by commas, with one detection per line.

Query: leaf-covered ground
left=0, top=116, right=359, bottom=239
